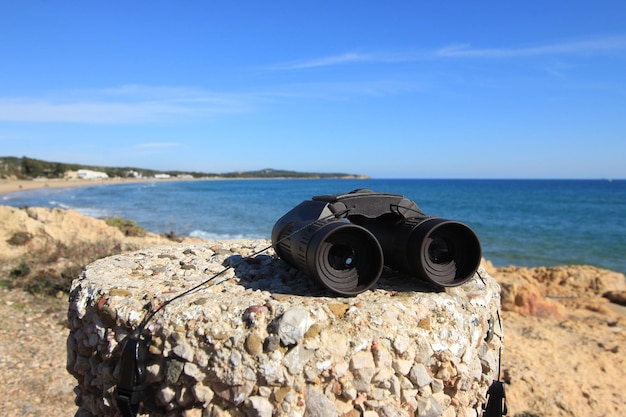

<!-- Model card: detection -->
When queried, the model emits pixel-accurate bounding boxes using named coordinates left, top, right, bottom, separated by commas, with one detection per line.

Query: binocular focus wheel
left=307, top=222, right=383, bottom=296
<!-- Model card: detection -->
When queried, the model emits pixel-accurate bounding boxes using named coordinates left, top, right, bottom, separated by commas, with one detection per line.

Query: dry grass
left=2, top=217, right=154, bottom=295
left=3, top=238, right=124, bottom=295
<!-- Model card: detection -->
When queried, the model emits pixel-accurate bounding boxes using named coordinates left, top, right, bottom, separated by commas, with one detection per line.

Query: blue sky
left=1, top=1, right=625, bottom=179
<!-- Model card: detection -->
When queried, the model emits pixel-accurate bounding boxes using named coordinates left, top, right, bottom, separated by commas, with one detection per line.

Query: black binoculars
left=271, top=189, right=481, bottom=296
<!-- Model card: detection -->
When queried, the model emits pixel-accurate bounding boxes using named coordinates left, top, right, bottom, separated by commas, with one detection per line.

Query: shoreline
left=0, top=176, right=364, bottom=196
left=0, top=177, right=175, bottom=196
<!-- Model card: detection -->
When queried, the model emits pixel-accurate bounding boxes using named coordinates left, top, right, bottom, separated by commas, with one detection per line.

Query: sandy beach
left=0, top=177, right=192, bottom=196
left=0, top=176, right=327, bottom=197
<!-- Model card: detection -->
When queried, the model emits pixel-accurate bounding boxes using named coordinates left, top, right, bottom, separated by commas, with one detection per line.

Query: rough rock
left=1, top=206, right=138, bottom=258
left=483, top=259, right=626, bottom=319
left=67, top=240, right=502, bottom=417
left=2, top=206, right=626, bottom=417
left=603, top=290, right=626, bottom=306
left=0, top=205, right=187, bottom=279
left=484, top=260, right=625, bottom=298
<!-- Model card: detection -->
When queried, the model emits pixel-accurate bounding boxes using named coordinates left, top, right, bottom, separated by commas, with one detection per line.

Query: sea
left=2, top=179, right=625, bottom=275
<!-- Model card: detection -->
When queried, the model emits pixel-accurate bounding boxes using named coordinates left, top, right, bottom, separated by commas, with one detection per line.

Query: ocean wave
left=50, top=201, right=112, bottom=218
left=74, top=207, right=113, bottom=219
left=49, top=200, right=72, bottom=209
left=189, top=229, right=266, bottom=241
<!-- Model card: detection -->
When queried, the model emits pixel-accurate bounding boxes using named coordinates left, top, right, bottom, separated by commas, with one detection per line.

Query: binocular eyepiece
left=271, top=189, right=481, bottom=296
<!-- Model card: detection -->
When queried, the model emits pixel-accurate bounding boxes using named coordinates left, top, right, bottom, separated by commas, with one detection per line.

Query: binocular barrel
left=354, top=216, right=481, bottom=287
left=272, top=200, right=384, bottom=296
left=271, top=190, right=482, bottom=295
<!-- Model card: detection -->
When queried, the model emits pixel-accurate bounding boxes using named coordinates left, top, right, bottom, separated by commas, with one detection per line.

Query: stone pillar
left=67, top=240, right=503, bottom=417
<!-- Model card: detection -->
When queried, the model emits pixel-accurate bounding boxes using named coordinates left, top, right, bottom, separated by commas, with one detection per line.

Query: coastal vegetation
left=0, top=206, right=182, bottom=296
left=5, top=236, right=115, bottom=294
left=0, top=156, right=366, bottom=180
left=103, top=216, right=147, bottom=237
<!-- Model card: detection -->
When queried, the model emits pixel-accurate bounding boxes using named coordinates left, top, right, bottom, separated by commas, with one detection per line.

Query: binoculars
left=271, top=189, right=481, bottom=296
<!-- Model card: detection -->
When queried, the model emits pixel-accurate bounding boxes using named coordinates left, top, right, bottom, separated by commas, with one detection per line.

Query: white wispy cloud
left=266, top=50, right=431, bottom=70
left=268, top=34, right=626, bottom=70
left=0, top=86, right=254, bottom=124
left=270, top=52, right=374, bottom=70
left=436, top=35, right=626, bottom=58
left=0, top=80, right=422, bottom=124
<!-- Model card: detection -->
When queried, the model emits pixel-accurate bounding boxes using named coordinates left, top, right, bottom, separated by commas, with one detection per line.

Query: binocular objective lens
left=309, top=223, right=384, bottom=295
left=328, top=244, right=356, bottom=270
left=428, top=237, right=454, bottom=264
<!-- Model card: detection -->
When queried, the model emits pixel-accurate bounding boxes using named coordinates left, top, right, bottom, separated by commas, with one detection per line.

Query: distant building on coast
left=65, top=169, right=110, bottom=180
left=126, top=170, right=143, bottom=178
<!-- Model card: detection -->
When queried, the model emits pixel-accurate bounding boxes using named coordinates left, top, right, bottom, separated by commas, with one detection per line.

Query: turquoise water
left=3, top=179, right=625, bottom=274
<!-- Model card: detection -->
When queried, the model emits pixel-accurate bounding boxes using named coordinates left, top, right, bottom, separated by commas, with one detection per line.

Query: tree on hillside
left=21, top=157, right=45, bottom=178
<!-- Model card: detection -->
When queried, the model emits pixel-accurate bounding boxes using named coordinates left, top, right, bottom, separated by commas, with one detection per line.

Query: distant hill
left=0, top=156, right=368, bottom=180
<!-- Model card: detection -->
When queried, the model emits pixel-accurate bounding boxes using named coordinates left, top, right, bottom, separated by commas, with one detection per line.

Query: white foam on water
left=189, top=229, right=264, bottom=240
